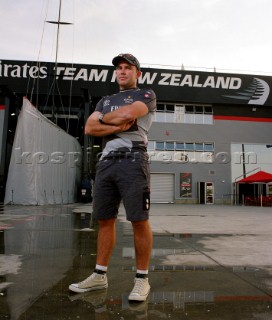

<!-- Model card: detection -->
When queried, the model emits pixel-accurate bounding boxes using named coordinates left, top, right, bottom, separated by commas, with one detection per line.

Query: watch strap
left=98, top=114, right=106, bottom=124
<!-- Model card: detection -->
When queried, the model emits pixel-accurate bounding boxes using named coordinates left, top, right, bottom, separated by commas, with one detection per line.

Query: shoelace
left=80, top=275, right=93, bottom=285
left=132, top=279, right=147, bottom=294
left=80, top=273, right=100, bottom=285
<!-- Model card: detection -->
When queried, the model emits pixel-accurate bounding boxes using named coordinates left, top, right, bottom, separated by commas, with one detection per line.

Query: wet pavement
left=1, top=203, right=272, bottom=319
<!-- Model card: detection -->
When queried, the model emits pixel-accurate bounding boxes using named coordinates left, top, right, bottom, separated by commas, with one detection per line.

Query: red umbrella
left=237, top=170, right=272, bottom=183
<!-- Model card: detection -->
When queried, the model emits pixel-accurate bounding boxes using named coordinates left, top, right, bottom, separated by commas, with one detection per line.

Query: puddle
left=0, top=205, right=272, bottom=319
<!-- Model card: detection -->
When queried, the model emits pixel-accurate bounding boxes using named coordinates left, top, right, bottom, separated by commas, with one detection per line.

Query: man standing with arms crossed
left=69, top=54, right=156, bottom=302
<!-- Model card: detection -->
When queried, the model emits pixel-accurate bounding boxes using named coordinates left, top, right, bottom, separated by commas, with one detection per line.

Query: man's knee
left=132, top=220, right=150, bottom=230
left=98, top=218, right=116, bottom=228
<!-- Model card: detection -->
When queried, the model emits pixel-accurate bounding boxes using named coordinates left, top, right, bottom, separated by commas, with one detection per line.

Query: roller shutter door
left=150, top=173, right=174, bottom=203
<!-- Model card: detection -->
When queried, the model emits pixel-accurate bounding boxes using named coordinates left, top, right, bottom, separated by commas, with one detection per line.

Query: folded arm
left=84, top=111, right=133, bottom=137
left=102, top=101, right=149, bottom=125
left=84, top=101, right=149, bottom=137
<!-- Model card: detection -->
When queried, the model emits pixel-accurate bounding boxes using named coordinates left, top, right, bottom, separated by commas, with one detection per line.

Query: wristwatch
left=98, top=113, right=106, bottom=124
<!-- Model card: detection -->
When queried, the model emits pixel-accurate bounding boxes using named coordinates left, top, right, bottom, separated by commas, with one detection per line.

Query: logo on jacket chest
left=124, top=96, right=134, bottom=104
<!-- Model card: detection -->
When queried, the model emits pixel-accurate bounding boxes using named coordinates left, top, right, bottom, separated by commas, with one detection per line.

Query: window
left=176, top=142, right=185, bottom=151
left=166, top=142, right=175, bottom=151
left=195, top=106, right=203, bottom=114
left=185, top=143, right=194, bottom=151
left=185, top=105, right=194, bottom=113
left=166, top=105, right=174, bottom=113
left=204, top=143, right=214, bottom=151
left=156, top=141, right=165, bottom=150
left=204, top=106, right=213, bottom=114
left=157, top=104, right=165, bottom=112
left=154, top=103, right=213, bottom=124
left=150, top=140, right=214, bottom=152
left=195, top=143, right=204, bottom=151
left=148, top=140, right=214, bottom=163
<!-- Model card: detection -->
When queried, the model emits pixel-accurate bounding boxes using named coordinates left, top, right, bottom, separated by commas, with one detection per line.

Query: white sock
left=95, top=264, right=108, bottom=272
left=136, top=269, right=148, bottom=274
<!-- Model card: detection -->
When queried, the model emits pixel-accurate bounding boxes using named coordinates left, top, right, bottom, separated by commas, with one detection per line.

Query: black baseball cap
left=112, top=53, right=141, bottom=70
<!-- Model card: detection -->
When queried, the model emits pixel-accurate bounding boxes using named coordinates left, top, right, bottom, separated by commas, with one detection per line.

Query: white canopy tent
left=4, top=97, right=82, bottom=205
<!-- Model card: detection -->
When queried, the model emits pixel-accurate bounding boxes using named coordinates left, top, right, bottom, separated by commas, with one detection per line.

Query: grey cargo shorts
left=92, top=154, right=150, bottom=222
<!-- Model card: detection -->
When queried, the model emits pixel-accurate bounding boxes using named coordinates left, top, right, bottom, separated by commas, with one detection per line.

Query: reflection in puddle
left=1, top=206, right=272, bottom=320
left=123, top=247, right=194, bottom=258
left=68, top=290, right=272, bottom=320
left=123, top=265, right=215, bottom=272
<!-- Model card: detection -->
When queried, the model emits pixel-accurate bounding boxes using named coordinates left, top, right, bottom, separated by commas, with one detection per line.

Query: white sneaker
left=128, top=278, right=150, bottom=302
left=69, top=272, right=108, bottom=293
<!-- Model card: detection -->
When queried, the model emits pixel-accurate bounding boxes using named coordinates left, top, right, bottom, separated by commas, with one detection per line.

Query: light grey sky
left=1, top=0, right=272, bottom=74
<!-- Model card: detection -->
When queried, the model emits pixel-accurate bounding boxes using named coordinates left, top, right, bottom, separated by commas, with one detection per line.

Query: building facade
left=1, top=60, right=272, bottom=203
